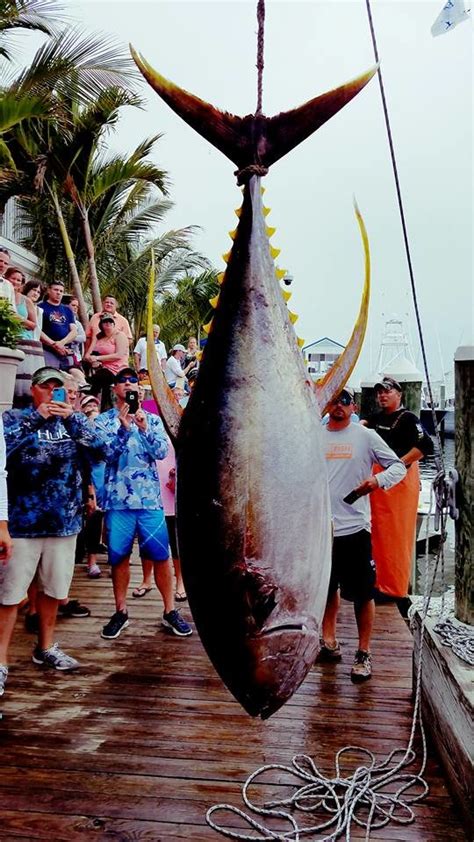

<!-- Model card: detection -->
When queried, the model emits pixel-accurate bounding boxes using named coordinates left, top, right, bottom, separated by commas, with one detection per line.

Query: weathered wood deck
left=0, top=554, right=466, bottom=840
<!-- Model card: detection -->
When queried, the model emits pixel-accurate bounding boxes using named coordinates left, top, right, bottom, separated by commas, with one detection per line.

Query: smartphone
left=343, top=489, right=362, bottom=505
left=125, top=390, right=139, bottom=414
left=52, top=387, right=67, bottom=403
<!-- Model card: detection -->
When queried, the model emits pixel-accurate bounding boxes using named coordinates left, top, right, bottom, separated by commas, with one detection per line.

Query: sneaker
left=32, top=642, right=79, bottom=671
left=0, top=664, right=8, bottom=696
left=162, top=609, right=192, bottom=637
left=101, top=610, right=129, bottom=640
left=87, top=563, right=102, bottom=579
left=317, top=638, right=342, bottom=662
left=58, top=600, right=91, bottom=618
left=25, top=613, right=39, bottom=634
left=351, top=649, right=372, bottom=682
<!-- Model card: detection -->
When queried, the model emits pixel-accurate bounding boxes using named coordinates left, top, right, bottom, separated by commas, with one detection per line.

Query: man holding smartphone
left=318, top=387, right=406, bottom=682
left=94, top=367, right=192, bottom=640
left=0, top=367, right=106, bottom=693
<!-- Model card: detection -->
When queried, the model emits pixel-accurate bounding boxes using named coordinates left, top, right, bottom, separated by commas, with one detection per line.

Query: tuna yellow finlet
left=275, top=268, right=287, bottom=280
left=297, top=337, right=305, bottom=348
left=266, top=226, right=276, bottom=238
left=270, top=246, right=281, bottom=260
left=222, top=251, right=231, bottom=264
left=203, top=320, right=213, bottom=335
left=217, top=272, right=225, bottom=285
left=209, top=295, right=219, bottom=309
left=234, top=207, right=242, bottom=218
left=260, top=186, right=266, bottom=195
left=289, top=311, right=299, bottom=324
left=229, top=229, right=237, bottom=241
left=263, top=206, right=271, bottom=217
left=282, top=289, right=292, bottom=302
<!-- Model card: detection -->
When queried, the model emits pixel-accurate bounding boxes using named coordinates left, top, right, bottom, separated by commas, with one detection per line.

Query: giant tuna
left=132, top=45, right=375, bottom=718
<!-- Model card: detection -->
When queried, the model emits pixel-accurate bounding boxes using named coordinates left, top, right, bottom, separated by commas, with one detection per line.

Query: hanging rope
left=256, top=0, right=265, bottom=114
left=364, top=0, right=445, bottom=474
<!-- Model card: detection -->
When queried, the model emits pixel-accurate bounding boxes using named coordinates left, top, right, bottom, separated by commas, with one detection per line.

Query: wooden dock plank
left=0, top=554, right=467, bottom=840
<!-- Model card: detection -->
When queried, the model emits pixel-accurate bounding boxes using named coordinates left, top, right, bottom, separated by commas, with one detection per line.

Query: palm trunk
left=49, top=186, right=89, bottom=327
left=78, top=204, right=102, bottom=313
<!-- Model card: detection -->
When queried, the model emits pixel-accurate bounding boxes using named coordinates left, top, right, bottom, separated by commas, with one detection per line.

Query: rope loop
left=206, top=749, right=429, bottom=840
left=234, top=164, right=269, bottom=185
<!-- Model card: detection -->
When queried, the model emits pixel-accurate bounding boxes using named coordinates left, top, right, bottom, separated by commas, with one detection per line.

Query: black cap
left=374, top=376, right=402, bottom=393
left=113, top=366, right=137, bottom=383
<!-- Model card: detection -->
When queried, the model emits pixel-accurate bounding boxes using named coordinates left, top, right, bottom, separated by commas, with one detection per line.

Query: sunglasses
left=116, top=375, right=138, bottom=384
left=331, top=394, right=352, bottom=406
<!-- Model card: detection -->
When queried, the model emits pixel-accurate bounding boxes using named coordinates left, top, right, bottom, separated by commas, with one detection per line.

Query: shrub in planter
left=0, top=298, right=24, bottom=349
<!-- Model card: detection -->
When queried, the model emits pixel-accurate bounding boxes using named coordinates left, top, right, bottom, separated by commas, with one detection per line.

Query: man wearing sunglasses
left=319, top=387, right=406, bottom=681
left=94, top=367, right=192, bottom=640
left=362, top=376, right=433, bottom=602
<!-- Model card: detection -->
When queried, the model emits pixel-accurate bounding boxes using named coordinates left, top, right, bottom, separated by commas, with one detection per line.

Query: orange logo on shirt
left=325, top=444, right=353, bottom=460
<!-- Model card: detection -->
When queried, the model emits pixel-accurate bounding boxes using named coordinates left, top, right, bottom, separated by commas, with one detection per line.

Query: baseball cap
left=171, top=343, right=186, bottom=352
left=80, top=394, right=100, bottom=410
left=113, top=366, right=138, bottom=383
left=99, top=314, right=115, bottom=325
left=374, top=376, right=402, bottom=393
left=340, top=386, right=355, bottom=400
left=32, top=367, right=66, bottom=386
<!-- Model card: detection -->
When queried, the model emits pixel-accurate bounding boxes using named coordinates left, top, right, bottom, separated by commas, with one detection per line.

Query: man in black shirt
left=365, top=376, right=433, bottom=464
left=363, top=376, right=433, bottom=600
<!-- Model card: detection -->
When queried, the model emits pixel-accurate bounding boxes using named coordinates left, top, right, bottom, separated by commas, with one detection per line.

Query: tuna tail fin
left=314, top=200, right=370, bottom=416
left=146, top=250, right=182, bottom=444
left=131, top=46, right=377, bottom=176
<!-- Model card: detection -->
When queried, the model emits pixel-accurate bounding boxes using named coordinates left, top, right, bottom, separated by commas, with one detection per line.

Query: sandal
left=175, top=591, right=188, bottom=602
left=132, top=586, right=153, bottom=598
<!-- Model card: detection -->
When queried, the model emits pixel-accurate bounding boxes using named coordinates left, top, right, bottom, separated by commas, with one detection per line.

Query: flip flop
left=175, top=591, right=188, bottom=602
left=132, top=586, right=153, bottom=598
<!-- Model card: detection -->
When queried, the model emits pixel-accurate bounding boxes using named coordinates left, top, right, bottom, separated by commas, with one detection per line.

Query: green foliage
left=157, top=270, right=220, bottom=348
left=0, top=298, right=24, bottom=347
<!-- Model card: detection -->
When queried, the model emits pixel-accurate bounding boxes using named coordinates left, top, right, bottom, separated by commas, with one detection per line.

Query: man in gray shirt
left=319, top=387, right=406, bottom=682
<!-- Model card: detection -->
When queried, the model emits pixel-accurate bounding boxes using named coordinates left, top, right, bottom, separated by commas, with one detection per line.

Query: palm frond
left=12, top=27, right=138, bottom=103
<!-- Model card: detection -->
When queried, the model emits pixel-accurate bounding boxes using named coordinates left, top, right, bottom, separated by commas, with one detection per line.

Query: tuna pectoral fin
left=131, top=46, right=377, bottom=172
left=314, top=202, right=371, bottom=416
left=263, top=66, right=377, bottom=168
left=146, top=251, right=182, bottom=444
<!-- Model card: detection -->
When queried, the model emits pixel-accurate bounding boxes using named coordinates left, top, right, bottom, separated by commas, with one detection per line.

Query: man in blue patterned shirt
left=0, top=367, right=106, bottom=684
left=95, top=367, right=192, bottom=640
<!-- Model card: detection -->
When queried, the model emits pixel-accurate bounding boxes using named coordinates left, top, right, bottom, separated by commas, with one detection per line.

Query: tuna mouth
left=259, top=622, right=307, bottom=636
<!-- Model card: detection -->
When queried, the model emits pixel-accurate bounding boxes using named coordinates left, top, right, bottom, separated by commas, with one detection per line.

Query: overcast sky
left=15, top=1, right=473, bottom=383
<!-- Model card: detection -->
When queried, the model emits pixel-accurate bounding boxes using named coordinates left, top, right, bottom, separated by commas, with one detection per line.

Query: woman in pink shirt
left=84, top=315, right=129, bottom=410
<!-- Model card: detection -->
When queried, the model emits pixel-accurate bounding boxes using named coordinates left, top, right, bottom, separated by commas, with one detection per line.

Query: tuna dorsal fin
left=131, top=46, right=377, bottom=174
left=146, top=251, right=182, bottom=444
left=313, top=201, right=370, bottom=416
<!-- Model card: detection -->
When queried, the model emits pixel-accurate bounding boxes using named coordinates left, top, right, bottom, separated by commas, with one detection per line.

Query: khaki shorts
left=0, top=535, right=77, bottom=605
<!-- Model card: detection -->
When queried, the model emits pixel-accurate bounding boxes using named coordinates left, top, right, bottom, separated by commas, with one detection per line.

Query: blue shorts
left=105, top=509, right=170, bottom=566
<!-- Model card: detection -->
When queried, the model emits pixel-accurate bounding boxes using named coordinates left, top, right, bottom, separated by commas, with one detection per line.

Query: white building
left=303, top=336, right=345, bottom=381
left=0, top=199, right=39, bottom=279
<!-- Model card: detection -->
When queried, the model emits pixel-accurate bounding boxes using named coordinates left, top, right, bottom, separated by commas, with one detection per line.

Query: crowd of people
left=0, top=247, right=433, bottom=696
left=0, top=248, right=201, bottom=697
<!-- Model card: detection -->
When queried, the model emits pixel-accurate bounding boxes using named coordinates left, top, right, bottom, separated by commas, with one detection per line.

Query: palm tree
left=157, top=270, right=220, bottom=348
left=0, top=28, right=140, bottom=319
left=0, top=0, right=58, bottom=60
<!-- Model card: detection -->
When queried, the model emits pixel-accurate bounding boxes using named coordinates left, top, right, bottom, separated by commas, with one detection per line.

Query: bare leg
left=173, top=556, right=186, bottom=596
left=0, top=604, right=19, bottom=664
left=321, top=589, right=340, bottom=645
left=136, top=558, right=153, bottom=591
left=111, top=557, right=131, bottom=613
left=354, top=599, right=375, bottom=651
left=152, top=558, right=174, bottom=615
left=37, top=592, right=60, bottom=651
